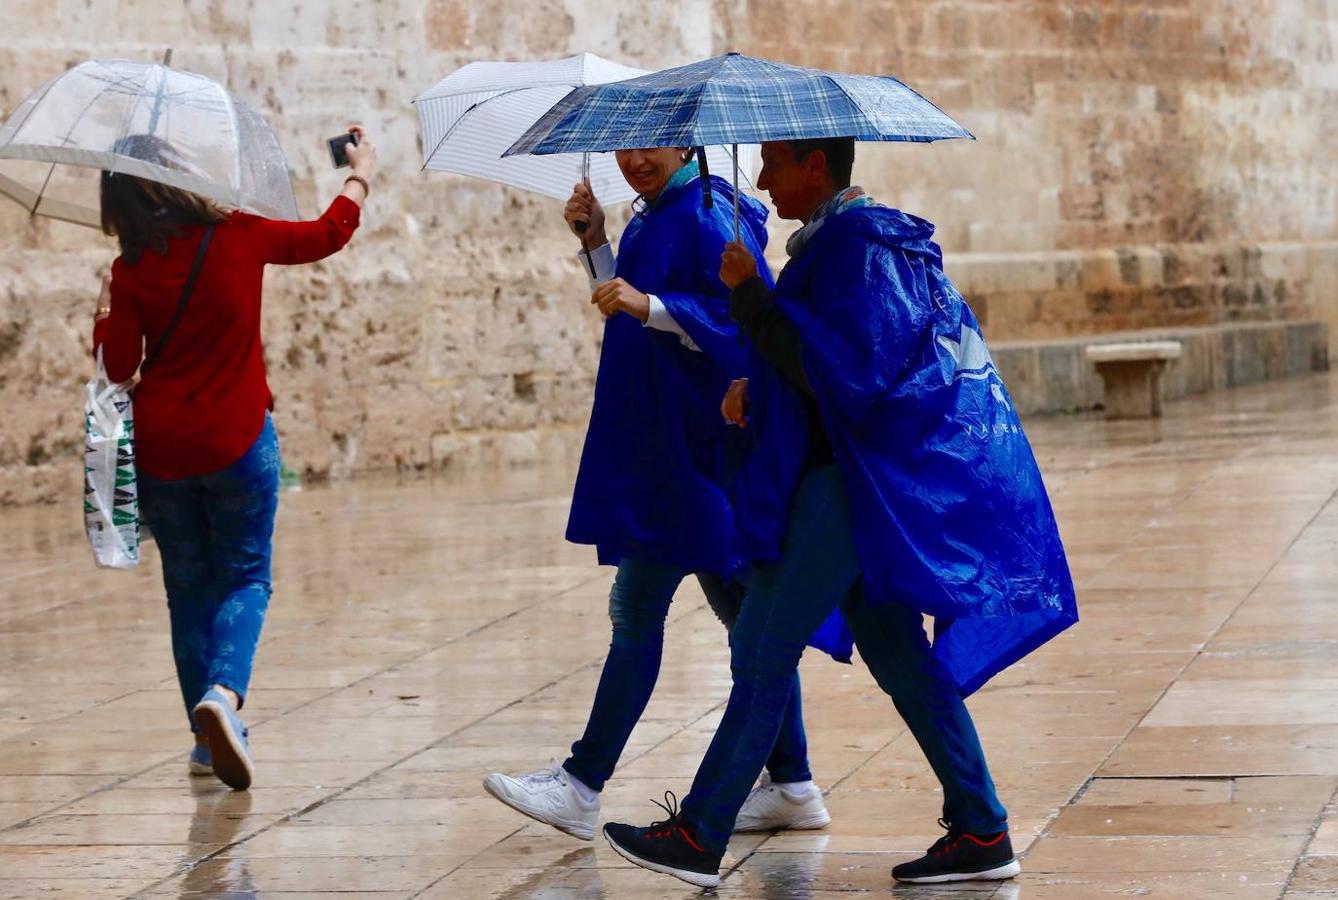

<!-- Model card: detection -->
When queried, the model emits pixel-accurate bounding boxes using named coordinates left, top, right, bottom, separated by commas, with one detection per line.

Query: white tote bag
left=81, top=224, right=215, bottom=569
left=83, top=348, right=140, bottom=568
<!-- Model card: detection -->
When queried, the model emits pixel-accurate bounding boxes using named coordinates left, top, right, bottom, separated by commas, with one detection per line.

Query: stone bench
left=1084, top=341, right=1183, bottom=419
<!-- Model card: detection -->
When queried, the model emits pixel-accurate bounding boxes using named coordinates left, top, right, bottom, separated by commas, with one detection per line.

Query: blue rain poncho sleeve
left=654, top=181, right=771, bottom=375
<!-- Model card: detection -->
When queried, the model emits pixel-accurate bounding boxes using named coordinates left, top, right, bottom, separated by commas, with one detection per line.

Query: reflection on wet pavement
left=4, top=373, right=1338, bottom=897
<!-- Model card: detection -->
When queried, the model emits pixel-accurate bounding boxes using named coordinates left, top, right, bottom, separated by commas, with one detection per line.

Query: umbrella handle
left=695, top=147, right=712, bottom=210
left=581, top=242, right=597, bottom=279
left=573, top=152, right=592, bottom=241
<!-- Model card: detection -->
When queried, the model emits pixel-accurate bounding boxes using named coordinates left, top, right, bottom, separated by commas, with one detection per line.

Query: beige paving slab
left=0, top=811, right=268, bottom=846
left=1050, top=776, right=1334, bottom=838
left=0, top=802, right=51, bottom=831
left=1287, top=856, right=1338, bottom=892
left=1143, top=682, right=1338, bottom=727
left=1100, top=725, right=1338, bottom=777
left=1010, top=871, right=1285, bottom=898
left=0, top=843, right=204, bottom=879
left=0, top=880, right=155, bottom=899
left=0, top=774, right=112, bottom=804
left=140, top=854, right=462, bottom=894
left=1307, top=816, right=1338, bottom=856
left=1023, top=834, right=1308, bottom=874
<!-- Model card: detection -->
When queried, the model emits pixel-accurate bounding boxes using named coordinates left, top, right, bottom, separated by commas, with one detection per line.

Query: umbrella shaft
left=731, top=144, right=740, bottom=242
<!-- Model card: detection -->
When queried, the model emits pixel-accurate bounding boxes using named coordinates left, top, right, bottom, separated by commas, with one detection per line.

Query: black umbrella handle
left=572, top=221, right=597, bottom=278
left=696, top=146, right=712, bottom=210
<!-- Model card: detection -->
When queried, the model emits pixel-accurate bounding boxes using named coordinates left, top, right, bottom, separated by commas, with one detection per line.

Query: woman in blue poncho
left=482, top=148, right=834, bottom=840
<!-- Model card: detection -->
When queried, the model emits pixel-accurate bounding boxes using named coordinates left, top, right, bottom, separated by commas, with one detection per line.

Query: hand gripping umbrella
left=414, top=53, right=754, bottom=276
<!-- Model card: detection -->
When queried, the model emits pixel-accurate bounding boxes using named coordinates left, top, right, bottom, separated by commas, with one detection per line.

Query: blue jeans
left=138, top=416, right=280, bottom=731
left=563, top=557, right=812, bottom=792
left=681, top=466, right=1007, bottom=853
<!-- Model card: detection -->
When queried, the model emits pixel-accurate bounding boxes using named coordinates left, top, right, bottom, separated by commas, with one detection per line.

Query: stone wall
left=2, top=0, right=1336, bottom=503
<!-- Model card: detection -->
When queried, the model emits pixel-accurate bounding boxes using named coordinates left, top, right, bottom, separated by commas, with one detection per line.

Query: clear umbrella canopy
left=0, top=58, right=298, bottom=228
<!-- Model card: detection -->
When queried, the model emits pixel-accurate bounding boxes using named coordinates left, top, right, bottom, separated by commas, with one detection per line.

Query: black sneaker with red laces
left=603, top=792, right=723, bottom=888
left=892, top=819, right=1021, bottom=883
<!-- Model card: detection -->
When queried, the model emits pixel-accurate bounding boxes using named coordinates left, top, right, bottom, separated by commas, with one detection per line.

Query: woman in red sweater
left=91, top=128, right=376, bottom=790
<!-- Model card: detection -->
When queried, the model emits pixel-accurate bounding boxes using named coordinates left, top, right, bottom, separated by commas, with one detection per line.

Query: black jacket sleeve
left=728, top=277, right=814, bottom=397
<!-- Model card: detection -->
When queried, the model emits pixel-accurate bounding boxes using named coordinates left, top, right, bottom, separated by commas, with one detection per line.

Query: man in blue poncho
left=483, top=148, right=846, bottom=843
left=604, top=138, right=1078, bottom=888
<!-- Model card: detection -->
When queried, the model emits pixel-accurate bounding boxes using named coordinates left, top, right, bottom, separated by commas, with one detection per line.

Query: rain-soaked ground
left=3, top=372, right=1338, bottom=899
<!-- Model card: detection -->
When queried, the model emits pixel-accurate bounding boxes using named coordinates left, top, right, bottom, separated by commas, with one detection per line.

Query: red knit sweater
left=92, top=196, right=361, bottom=480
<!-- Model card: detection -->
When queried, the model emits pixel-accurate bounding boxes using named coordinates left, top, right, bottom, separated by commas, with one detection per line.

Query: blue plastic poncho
left=744, top=205, right=1078, bottom=695
left=565, top=174, right=770, bottom=575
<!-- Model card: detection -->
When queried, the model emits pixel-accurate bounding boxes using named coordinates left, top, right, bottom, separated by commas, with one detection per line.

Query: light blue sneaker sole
left=194, top=699, right=253, bottom=791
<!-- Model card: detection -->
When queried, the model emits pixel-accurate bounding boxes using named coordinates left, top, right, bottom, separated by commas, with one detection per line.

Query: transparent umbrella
left=0, top=57, right=298, bottom=228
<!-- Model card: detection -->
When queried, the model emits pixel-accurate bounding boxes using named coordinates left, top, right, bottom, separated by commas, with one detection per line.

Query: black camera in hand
left=327, top=131, right=359, bottom=169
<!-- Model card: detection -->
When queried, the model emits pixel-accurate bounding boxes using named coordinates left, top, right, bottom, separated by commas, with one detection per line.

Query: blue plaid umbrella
left=505, top=52, right=970, bottom=235
left=505, top=52, right=972, bottom=156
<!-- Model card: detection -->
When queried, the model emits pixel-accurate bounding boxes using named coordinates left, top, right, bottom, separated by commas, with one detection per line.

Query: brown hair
left=99, top=135, right=229, bottom=264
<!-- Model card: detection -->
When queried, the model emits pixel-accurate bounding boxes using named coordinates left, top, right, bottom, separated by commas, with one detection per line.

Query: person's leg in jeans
left=697, top=572, right=811, bottom=785
left=138, top=474, right=217, bottom=731
left=195, top=416, right=281, bottom=708
left=842, top=591, right=1007, bottom=835
left=562, top=557, right=688, bottom=791
left=677, top=466, right=862, bottom=853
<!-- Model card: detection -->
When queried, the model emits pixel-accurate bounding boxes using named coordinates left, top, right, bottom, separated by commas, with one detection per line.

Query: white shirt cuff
left=644, top=295, right=702, bottom=353
left=579, top=242, right=617, bottom=288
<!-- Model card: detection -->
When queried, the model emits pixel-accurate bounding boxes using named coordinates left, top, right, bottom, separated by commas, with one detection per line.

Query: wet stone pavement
left=4, top=372, right=1338, bottom=898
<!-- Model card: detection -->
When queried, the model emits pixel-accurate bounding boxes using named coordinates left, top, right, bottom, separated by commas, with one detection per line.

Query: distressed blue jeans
left=138, top=416, right=280, bottom=731
left=563, top=557, right=812, bottom=792
left=681, top=465, right=1007, bottom=853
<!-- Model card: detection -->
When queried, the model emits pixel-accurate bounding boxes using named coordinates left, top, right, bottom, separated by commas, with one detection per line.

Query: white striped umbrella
left=414, top=53, right=752, bottom=207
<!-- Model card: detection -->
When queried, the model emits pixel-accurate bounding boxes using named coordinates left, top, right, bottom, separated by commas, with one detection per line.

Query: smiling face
left=615, top=147, right=689, bottom=200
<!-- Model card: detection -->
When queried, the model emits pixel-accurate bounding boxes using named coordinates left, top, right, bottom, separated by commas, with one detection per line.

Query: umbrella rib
left=111, top=68, right=153, bottom=173
left=216, top=85, right=242, bottom=204
left=420, top=87, right=531, bottom=170
left=28, top=164, right=57, bottom=218
left=26, top=77, right=127, bottom=218
left=825, top=73, right=969, bottom=142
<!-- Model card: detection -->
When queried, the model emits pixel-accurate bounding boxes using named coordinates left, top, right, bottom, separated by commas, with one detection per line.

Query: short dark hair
left=787, top=137, right=855, bottom=188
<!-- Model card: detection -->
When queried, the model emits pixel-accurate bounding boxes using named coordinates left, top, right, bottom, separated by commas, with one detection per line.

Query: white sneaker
left=482, top=764, right=600, bottom=841
left=733, top=774, right=832, bottom=832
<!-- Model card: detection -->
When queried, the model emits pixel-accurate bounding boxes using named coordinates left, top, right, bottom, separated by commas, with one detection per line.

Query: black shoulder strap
left=141, top=224, right=215, bottom=374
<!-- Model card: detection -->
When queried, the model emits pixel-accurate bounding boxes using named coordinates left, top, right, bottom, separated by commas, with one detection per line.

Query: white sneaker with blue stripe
left=188, top=742, right=213, bottom=776
left=193, top=688, right=253, bottom=791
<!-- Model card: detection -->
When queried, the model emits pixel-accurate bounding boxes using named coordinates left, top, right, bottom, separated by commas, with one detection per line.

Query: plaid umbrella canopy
left=506, top=51, right=972, bottom=156
left=506, top=52, right=971, bottom=235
